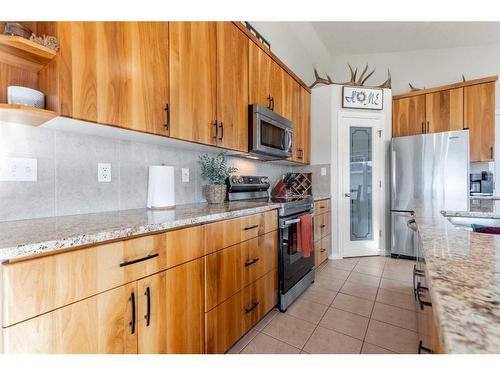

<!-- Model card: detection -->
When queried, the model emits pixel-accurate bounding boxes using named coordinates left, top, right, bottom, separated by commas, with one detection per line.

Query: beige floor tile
left=376, top=289, right=417, bottom=311
left=241, top=333, right=300, bottom=354
left=382, top=268, right=413, bottom=282
left=227, top=329, right=259, bottom=354
left=319, top=266, right=351, bottom=281
left=285, top=298, right=328, bottom=324
left=379, top=277, right=415, bottom=296
left=331, top=292, right=374, bottom=317
left=253, top=308, right=279, bottom=331
left=303, top=326, right=363, bottom=354
left=328, top=259, right=356, bottom=271
left=365, top=320, right=418, bottom=354
left=361, top=342, right=396, bottom=354
left=353, top=264, right=384, bottom=277
left=357, top=256, right=387, bottom=265
left=347, top=271, right=381, bottom=287
left=340, top=281, right=378, bottom=301
left=262, top=313, right=316, bottom=349
left=319, top=307, right=369, bottom=340
left=300, top=285, right=337, bottom=306
left=371, top=302, right=418, bottom=331
left=309, top=274, right=345, bottom=292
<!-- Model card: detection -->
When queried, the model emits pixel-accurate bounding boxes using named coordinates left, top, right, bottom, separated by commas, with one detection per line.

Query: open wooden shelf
left=0, top=103, right=57, bottom=126
left=0, top=34, right=57, bottom=72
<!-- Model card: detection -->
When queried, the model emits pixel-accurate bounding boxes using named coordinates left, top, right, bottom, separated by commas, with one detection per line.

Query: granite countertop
left=0, top=201, right=281, bottom=263
left=313, top=194, right=331, bottom=201
left=415, top=212, right=500, bottom=353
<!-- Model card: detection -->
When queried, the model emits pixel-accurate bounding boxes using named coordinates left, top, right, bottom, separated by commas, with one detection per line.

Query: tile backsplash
left=0, top=122, right=330, bottom=222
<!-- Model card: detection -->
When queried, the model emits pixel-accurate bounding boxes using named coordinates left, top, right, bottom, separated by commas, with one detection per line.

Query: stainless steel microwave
left=249, top=104, right=293, bottom=160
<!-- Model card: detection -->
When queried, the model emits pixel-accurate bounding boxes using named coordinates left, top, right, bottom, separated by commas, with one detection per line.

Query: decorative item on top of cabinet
left=309, top=65, right=392, bottom=89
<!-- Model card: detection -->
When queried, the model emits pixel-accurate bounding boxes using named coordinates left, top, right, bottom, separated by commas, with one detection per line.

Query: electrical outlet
left=0, top=157, right=37, bottom=181
left=182, top=168, right=189, bottom=183
left=98, top=163, right=111, bottom=183
left=320, top=167, right=327, bottom=176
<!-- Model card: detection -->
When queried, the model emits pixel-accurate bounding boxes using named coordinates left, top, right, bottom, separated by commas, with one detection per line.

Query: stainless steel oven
left=249, top=104, right=293, bottom=160
left=278, top=201, right=315, bottom=311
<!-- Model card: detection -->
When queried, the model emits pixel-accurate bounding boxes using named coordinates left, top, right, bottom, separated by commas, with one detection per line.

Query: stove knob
left=238, top=177, right=244, bottom=183
left=261, top=177, right=268, bottom=184
left=231, top=177, right=238, bottom=184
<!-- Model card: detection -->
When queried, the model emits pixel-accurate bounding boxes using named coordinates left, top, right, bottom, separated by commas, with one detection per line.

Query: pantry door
left=339, top=114, right=384, bottom=258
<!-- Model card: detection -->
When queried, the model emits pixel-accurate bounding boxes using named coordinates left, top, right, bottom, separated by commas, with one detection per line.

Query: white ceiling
left=310, top=22, right=500, bottom=56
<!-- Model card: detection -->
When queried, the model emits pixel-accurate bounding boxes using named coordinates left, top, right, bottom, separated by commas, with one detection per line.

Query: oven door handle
left=284, top=218, right=301, bottom=226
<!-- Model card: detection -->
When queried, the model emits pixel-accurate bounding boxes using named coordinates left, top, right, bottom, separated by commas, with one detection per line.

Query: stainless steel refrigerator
left=391, top=130, right=469, bottom=258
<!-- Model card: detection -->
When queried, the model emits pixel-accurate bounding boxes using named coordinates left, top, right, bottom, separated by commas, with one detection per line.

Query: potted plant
left=198, top=152, right=237, bottom=204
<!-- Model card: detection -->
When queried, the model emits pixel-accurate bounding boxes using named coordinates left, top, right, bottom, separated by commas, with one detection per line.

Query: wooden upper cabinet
left=392, top=95, right=426, bottom=137
left=215, top=22, right=249, bottom=152
left=249, top=40, right=272, bottom=110
left=425, top=88, right=463, bottom=133
left=169, top=22, right=217, bottom=145
left=3, top=282, right=138, bottom=354
left=465, top=82, right=496, bottom=162
left=290, top=82, right=310, bottom=164
left=53, top=22, right=169, bottom=136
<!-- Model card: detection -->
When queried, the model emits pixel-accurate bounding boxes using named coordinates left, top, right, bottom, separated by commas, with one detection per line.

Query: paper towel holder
left=147, top=165, right=176, bottom=210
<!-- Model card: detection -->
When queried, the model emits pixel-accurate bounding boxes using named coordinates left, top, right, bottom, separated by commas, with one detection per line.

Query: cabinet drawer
left=204, top=210, right=277, bottom=254
left=166, top=225, right=205, bottom=267
left=205, top=270, right=277, bottom=354
left=314, top=240, right=322, bottom=268
left=2, top=233, right=167, bottom=327
left=313, top=212, right=331, bottom=242
left=204, top=231, right=277, bottom=312
left=314, top=199, right=330, bottom=215
left=320, top=235, right=330, bottom=264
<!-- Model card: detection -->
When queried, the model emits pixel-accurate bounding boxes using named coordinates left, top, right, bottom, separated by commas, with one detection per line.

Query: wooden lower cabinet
left=205, top=271, right=277, bottom=354
left=314, top=235, right=330, bottom=268
left=3, top=282, right=138, bottom=354
left=165, top=257, right=205, bottom=354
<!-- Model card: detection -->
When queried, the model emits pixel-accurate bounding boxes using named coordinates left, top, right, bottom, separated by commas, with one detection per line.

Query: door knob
left=344, top=193, right=351, bottom=198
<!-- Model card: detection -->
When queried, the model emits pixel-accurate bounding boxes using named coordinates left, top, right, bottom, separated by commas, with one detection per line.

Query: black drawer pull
left=416, top=282, right=432, bottom=310
left=320, top=224, right=326, bottom=228
left=413, top=264, right=425, bottom=300
left=245, top=258, right=260, bottom=267
left=320, top=248, right=326, bottom=253
left=320, top=206, right=326, bottom=209
left=418, top=340, right=434, bottom=354
left=120, top=253, right=159, bottom=267
left=243, top=224, right=259, bottom=231
left=144, top=287, right=151, bottom=327
left=164, top=104, right=170, bottom=131
left=129, top=292, right=136, bottom=335
left=245, top=301, right=259, bottom=314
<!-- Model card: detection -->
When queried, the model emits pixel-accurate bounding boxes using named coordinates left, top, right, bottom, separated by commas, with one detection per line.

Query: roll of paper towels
left=147, top=165, right=175, bottom=209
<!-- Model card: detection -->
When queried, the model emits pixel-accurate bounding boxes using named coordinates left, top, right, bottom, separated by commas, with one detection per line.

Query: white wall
left=249, top=22, right=334, bottom=85
left=329, top=44, right=500, bottom=106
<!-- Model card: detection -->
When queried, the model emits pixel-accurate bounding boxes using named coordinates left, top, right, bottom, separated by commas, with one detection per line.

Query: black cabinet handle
left=320, top=206, right=326, bottom=209
left=267, top=95, right=272, bottom=109
left=119, top=253, right=159, bottom=267
left=270, top=97, right=275, bottom=111
left=320, top=248, right=326, bottom=253
left=243, top=224, right=259, bottom=231
left=212, top=121, right=218, bottom=140
left=320, top=224, right=326, bottom=229
left=491, top=146, right=494, bottom=159
left=144, top=287, right=151, bottom=327
left=245, top=301, right=259, bottom=314
left=426, top=121, right=430, bottom=133
left=245, top=257, right=260, bottom=267
left=418, top=340, right=434, bottom=354
left=416, top=282, right=432, bottom=310
left=218, top=122, right=224, bottom=141
left=298, top=148, right=303, bottom=160
left=164, top=104, right=170, bottom=131
left=421, top=122, right=424, bottom=133
left=129, top=292, right=136, bottom=335
left=412, top=265, right=424, bottom=300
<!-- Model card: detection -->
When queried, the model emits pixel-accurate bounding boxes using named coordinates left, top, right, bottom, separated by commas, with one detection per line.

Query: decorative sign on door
left=342, top=86, right=383, bottom=110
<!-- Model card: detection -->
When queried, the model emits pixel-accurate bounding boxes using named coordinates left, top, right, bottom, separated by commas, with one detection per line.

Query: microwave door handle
left=287, top=131, right=292, bottom=152
left=281, top=130, right=286, bottom=150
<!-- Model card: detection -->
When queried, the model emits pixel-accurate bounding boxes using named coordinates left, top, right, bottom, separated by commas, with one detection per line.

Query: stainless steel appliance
left=470, top=171, right=494, bottom=196
left=391, top=130, right=469, bottom=258
left=248, top=104, right=293, bottom=160
left=227, top=175, right=315, bottom=311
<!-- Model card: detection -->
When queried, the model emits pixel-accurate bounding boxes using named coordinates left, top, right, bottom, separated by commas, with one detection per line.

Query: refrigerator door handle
left=391, top=149, right=397, bottom=202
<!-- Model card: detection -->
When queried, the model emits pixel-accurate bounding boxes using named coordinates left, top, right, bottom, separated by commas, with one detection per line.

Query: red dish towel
left=297, top=214, right=313, bottom=257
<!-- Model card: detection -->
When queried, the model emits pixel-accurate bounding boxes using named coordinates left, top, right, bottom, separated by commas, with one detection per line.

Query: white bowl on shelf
left=7, top=86, right=45, bottom=109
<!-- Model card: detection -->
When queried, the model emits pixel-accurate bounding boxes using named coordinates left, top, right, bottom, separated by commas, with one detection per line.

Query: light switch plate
left=182, top=168, right=189, bottom=183
left=0, top=157, right=37, bottom=181
left=320, top=167, right=327, bottom=176
left=98, top=163, right=111, bottom=182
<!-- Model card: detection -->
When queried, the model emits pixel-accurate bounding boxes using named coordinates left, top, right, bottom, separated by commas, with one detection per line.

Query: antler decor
left=408, top=83, right=424, bottom=91
left=309, top=64, right=391, bottom=89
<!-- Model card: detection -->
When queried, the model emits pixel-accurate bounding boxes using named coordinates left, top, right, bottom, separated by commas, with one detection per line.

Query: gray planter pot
left=204, top=184, right=226, bottom=204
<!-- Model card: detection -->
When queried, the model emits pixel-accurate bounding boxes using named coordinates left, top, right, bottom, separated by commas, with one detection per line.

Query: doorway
left=339, top=114, right=385, bottom=258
